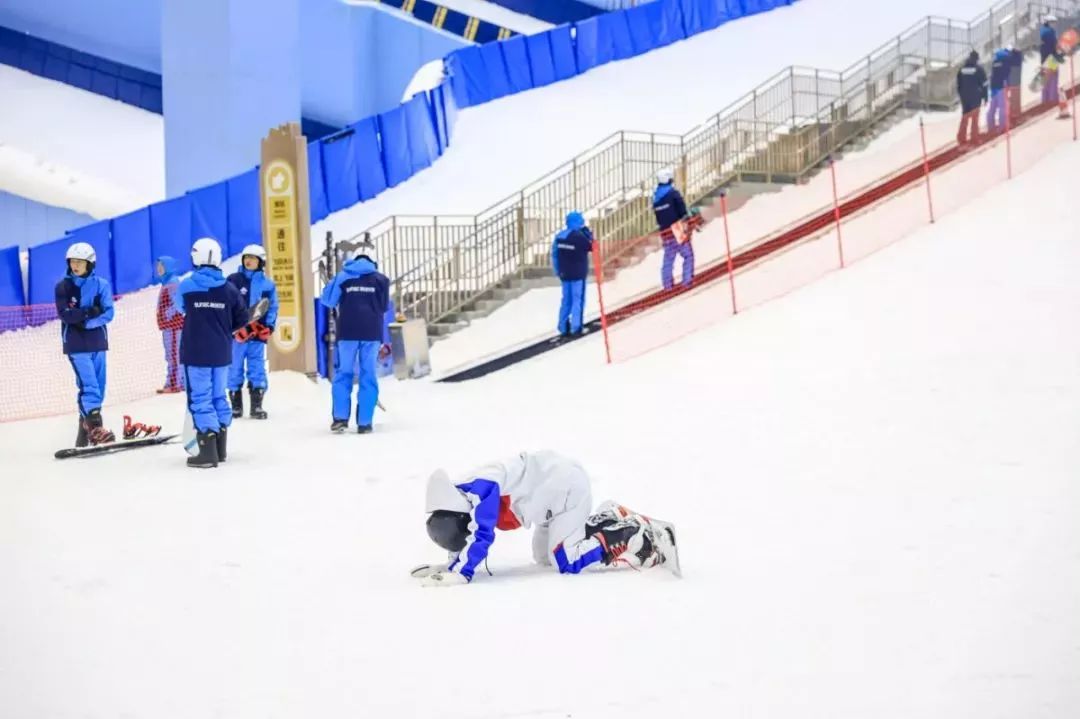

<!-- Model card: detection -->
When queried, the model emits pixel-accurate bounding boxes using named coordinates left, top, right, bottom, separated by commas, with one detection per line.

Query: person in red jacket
left=154, top=256, right=185, bottom=393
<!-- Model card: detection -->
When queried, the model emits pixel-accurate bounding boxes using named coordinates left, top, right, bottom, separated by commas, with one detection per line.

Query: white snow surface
left=0, top=65, right=165, bottom=218
left=315, top=0, right=996, bottom=240
left=2, top=120, right=1079, bottom=719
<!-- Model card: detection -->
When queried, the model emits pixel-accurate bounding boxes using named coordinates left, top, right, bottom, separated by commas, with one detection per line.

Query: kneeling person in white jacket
left=416, top=450, right=679, bottom=586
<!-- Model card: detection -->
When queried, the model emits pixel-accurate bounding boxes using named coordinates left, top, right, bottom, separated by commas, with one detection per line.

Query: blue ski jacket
left=320, top=257, right=390, bottom=342
left=227, top=268, right=280, bottom=334
left=177, top=266, right=248, bottom=367
left=55, top=269, right=114, bottom=355
left=552, top=212, right=593, bottom=281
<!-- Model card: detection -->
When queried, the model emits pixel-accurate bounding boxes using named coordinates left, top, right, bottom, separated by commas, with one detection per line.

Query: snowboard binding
left=123, top=415, right=162, bottom=440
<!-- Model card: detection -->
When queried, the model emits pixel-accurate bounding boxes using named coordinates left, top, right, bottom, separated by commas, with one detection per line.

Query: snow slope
left=315, top=0, right=996, bottom=238
left=0, top=65, right=165, bottom=217
left=2, top=113, right=1078, bottom=719
left=3, top=1, right=996, bottom=238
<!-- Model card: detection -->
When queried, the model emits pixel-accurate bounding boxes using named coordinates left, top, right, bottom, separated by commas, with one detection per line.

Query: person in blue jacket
left=177, top=238, right=249, bottom=468
left=55, top=242, right=116, bottom=447
left=154, top=255, right=184, bottom=394
left=1039, top=17, right=1062, bottom=105
left=551, top=211, right=593, bottom=337
left=320, top=252, right=390, bottom=434
left=1040, top=16, right=1058, bottom=62
left=226, top=244, right=278, bottom=420
left=987, top=48, right=1012, bottom=132
left=956, top=50, right=988, bottom=145
left=652, top=168, right=694, bottom=290
left=1005, top=45, right=1024, bottom=121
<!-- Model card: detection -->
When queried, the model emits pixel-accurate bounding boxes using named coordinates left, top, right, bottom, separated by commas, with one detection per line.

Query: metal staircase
left=316, top=0, right=1080, bottom=342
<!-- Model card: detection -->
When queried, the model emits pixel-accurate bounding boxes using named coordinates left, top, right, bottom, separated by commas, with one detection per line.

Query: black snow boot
left=82, top=408, right=116, bottom=445
left=356, top=424, right=372, bottom=434
left=75, top=416, right=89, bottom=448
left=216, top=426, right=228, bottom=463
left=249, top=387, right=267, bottom=420
left=330, top=419, right=348, bottom=433
left=229, top=390, right=243, bottom=419
left=186, top=430, right=219, bottom=468
left=590, top=518, right=656, bottom=568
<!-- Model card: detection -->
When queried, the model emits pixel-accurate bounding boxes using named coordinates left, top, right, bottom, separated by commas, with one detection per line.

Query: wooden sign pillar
left=260, top=122, right=316, bottom=374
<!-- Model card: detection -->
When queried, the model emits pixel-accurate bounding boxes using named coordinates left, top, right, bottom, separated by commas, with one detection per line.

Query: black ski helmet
left=426, top=510, right=471, bottom=552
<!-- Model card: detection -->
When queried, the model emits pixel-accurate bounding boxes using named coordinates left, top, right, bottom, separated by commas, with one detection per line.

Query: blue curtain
left=321, top=130, right=361, bottom=213
left=525, top=32, right=557, bottom=88
left=188, top=182, right=229, bottom=255
left=478, top=41, right=513, bottom=101
left=149, top=196, right=194, bottom=272
left=446, top=46, right=491, bottom=108
left=308, top=141, right=330, bottom=224
left=500, top=35, right=534, bottom=94
left=110, top=208, right=154, bottom=293
left=27, top=236, right=68, bottom=305
left=226, top=168, right=261, bottom=258
left=378, top=106, right=413, bottom=188
left=353, top=116, right=389, bottom=201
left=404, top=94, right=439, bottom=174
left=604, top=11, right=637, bottom=61
left=0, top=245, right=23, bottom=306
left=549, top=24, right=578, bottom=82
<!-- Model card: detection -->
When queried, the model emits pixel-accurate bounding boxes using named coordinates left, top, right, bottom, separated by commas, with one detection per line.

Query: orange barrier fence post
left=591, top=242, right=612, bottom=365
left=828, top=156, right=846, bottom=268
left=719, top=192, right=738, bottom=315
left=919, top=117, right=936, bottom=224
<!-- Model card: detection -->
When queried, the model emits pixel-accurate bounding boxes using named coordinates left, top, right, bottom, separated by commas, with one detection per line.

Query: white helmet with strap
left=65, top=242, right=96, bottom=263
left=191, top=237, right=223, bottom=268
left=656, top=167, right=674, bottom=185
left=241, top=244, right=266, bottom=261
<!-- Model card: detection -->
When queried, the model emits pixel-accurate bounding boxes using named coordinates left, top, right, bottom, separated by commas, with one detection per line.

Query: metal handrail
left=317, top=0, right=1078, bottom=326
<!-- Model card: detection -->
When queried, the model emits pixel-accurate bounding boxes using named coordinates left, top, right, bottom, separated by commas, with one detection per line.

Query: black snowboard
left=55, top=434, right=179, bottom=460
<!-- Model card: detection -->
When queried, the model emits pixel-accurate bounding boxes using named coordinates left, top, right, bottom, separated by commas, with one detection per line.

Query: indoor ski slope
left=1, top=0, right=993, bottom=230
left=2, top=117, right=1077, bottom=719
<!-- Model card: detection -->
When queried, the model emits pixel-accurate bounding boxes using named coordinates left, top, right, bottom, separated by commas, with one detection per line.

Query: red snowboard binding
left=123, top=415, right=162, bottom=440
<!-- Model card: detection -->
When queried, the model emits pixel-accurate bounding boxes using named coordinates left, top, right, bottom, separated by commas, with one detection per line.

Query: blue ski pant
left=558, top=279, right=586, bottom=335
left=1042, top=69, right=1059, bottom=104
left=161, top=328, right=183, bottom=389
left=68, top=351, right=106, bottom=417
left=987, top=89, right=1007, bottom=132
left=229, top=339, right=267, bottom=391
left=661, top=237, right=695, bottom=290
left=185, top=365, right=232, bottom=434
left=332, top=340, right=380, bottom=426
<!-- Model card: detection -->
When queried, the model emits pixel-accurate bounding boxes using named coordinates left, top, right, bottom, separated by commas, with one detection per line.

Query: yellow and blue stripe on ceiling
left=374, top=0, right=515, bottom=43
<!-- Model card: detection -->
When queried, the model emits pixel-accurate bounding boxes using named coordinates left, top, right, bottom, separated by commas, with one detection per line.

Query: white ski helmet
left=241, top=244, right=266, bottom=260
left=191, top=237, right=223, bottom=268
left=656, top=168, right=674, bottom=185
left=65, top=242, right=96, bottom=264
